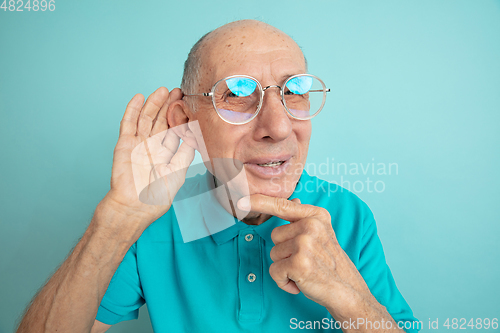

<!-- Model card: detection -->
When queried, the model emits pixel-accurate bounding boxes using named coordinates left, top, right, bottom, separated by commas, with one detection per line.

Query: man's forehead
left=199, top=21, right=306, bottom=85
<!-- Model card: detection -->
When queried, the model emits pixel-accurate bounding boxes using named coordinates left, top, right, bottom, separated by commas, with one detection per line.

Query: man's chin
left=249, top=178, right=299, bottom=199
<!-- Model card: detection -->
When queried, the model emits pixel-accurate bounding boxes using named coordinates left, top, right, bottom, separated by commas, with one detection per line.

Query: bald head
left=181, top=20, right=306, bottom=105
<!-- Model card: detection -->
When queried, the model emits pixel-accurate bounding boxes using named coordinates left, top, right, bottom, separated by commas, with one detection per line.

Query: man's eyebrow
left=278, top=72, right=305, bottom=84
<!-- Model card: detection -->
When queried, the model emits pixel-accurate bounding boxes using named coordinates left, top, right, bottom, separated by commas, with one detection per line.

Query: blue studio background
left=1, top=1, right=499, bottom=332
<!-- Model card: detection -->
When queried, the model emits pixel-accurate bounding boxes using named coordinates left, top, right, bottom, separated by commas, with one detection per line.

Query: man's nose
left=253, top=87, right=292, bottom=141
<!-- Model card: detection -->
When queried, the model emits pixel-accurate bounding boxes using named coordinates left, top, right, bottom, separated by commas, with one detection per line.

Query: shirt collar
left=199, top=172, right=245, bottom=245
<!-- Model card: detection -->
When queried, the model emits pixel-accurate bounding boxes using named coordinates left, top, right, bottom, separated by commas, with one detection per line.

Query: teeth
left=257, top=161, right=284, bottom=167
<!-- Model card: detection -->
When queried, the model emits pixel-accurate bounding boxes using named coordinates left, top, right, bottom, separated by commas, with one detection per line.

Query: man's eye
left=284, top=90, right=297, bottom=96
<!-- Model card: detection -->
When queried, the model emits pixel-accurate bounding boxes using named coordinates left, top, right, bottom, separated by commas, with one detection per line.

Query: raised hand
left=101, top=87, right=195, bottom=230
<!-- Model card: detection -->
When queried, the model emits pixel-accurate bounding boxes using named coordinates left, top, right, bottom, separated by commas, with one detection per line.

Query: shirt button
left=247, top=273, right=256, bottom=283
left=244, top=234, right=254, bottom=242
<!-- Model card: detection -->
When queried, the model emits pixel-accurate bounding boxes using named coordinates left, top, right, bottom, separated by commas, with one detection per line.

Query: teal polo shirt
left=96, top=170, right=420, bottom=332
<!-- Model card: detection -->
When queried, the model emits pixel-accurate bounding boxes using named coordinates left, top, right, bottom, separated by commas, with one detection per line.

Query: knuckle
left=274, top=197, right=291, bottom=215
left=297, top=255, right=312, bottom=271
left=295, top=234, right=311, bottom=249
left=270, top=225, right=285, bottom=243
left=269, top=262, right=278, bottom=278
left=317, top=207, right=331, bottom=220
left=269, top=246, right=278, bottom=262
left=140, top=112, right=155, bottom=122
left=270, top=228, right=279, bottom=243
left=302, top=218, right=320, bottom=235
left=296, top=235, right=316, bottom=259
left=289, top=254, right=311, bottom=276
left=289, top=254, right=302, bottom=269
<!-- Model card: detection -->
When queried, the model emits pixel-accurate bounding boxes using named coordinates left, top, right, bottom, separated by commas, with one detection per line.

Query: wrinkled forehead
left=200, top=26, right=306, bottom=88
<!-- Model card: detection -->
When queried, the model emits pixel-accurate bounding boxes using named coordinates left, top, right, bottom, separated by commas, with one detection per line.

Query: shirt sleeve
left=358, top=209, right=421, bottom=333
left=95, top=242, right=145, bottom=325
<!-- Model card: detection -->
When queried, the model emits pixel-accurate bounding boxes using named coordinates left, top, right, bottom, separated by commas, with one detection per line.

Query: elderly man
left=17, top=20, right=419, bottom=332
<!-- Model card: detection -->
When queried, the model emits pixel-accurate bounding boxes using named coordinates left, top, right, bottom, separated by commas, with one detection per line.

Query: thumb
left=291, top=198, right=301, bottom=205
left=280, top=279, right=301, bottom=295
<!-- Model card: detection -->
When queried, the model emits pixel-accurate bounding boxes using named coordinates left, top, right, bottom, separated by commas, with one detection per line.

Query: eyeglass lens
left=213, top=75, right=326, bottom=124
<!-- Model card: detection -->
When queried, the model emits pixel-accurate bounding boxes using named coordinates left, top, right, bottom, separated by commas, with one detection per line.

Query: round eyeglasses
left=183, top=74, right=330, bottom=125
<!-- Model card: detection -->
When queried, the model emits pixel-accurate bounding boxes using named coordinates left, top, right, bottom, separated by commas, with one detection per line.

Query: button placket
left=237, top=230, right=263, bottom=322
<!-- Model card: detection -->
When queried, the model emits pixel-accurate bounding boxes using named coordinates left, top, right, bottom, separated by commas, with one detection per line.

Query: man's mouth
left=242, top=155, right=293, bottom=178
left=245, top=154, right=292, bottom=166
left=256, top=160, right=286, bottom=167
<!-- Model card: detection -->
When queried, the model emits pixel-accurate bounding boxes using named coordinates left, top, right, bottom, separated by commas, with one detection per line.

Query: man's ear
left=167, top=90, right=191, bottom=139
left=166, top=89, right=203, bottom=152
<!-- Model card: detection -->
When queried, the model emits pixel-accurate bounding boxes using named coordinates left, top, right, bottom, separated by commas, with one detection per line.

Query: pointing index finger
left=237, top=194, right=318, bottom=222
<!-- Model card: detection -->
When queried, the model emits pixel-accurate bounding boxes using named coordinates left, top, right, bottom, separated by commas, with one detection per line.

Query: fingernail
left=237, top=197, right=250, bottom=210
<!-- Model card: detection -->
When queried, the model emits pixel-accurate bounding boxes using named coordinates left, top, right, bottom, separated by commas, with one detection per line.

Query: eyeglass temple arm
left=183, top=92, right=213, bottom=97
left=184, top=89, right=330, bottom=96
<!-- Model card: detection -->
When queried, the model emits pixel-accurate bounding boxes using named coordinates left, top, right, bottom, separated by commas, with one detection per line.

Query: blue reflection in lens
left=286, top=76, right=313, bottom=94
left=218, top=109, right=254, bottom=123
left=289, top=108, right=311, bottom=118
left=226, top=77, right=257, bottom=97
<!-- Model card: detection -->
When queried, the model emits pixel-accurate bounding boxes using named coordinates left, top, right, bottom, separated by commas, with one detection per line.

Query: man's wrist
left=324, top=285, right=364, bottom=322
left=91, top=196, right=148, bottom=248
left=325, top=287, right=401, bottom=332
